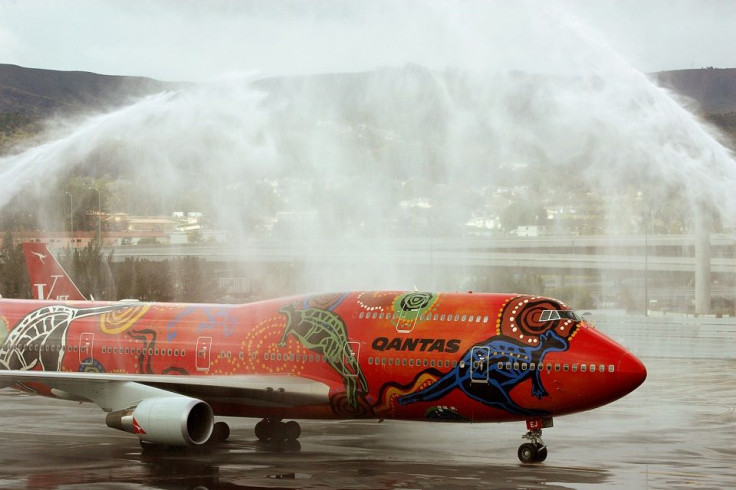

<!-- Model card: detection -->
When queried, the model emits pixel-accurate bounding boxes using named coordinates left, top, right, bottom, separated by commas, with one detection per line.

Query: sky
left=0, top=0, right=734, bottom=82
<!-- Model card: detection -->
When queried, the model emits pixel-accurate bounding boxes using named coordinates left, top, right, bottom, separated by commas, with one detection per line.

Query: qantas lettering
left=372, top=337, right=461, bottom=353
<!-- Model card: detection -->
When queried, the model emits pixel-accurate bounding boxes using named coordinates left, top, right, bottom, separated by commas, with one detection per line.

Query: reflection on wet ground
left=0, top=316, right=734, bottom=489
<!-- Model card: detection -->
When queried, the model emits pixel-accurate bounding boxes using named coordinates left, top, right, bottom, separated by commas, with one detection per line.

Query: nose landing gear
left=518, top=418, right=551, bottom=464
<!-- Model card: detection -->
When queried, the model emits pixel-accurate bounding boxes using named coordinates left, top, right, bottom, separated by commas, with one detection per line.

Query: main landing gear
left=517, top=418, right=551, bottom=464
left=254, top=418, right=302, bottom=442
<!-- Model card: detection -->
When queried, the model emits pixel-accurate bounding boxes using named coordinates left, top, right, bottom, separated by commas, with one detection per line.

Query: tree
left=0, top=232, right=29, bottom=298
left=176, top=256, right=220, bottom=302
left=72, top=239, right=114, bottom=300
left=134, top=259, right=173, bottom=302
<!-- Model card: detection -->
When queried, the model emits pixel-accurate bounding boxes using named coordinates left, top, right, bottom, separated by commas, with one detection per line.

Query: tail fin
left=22, top=242, right=86, bottom=301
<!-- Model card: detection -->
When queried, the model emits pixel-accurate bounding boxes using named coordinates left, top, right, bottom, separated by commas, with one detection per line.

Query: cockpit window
left=539, top=310, right=583, bottom=322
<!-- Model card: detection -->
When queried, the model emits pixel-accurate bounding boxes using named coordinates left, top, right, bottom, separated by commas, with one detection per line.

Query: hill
left=0, top=64, right=173, bottom=115
left=0, top=64, right=178, bottom=151
left=651, top=68, right=736, bottom=113
left=2, top=64, right=735, bottom=155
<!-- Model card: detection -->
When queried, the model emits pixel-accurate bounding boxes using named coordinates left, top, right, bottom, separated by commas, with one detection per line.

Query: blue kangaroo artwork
left=397, top=296, right=580, bottom=417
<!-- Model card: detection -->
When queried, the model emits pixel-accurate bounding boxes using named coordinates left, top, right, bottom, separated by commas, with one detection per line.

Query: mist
left=1, top=1, right=734, bottom=294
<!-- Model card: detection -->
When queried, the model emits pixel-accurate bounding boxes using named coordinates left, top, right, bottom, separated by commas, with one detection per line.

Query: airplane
left=0, top=243, right=646, bottom=464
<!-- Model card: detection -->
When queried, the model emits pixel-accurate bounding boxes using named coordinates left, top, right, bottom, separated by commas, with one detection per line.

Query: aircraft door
left=342, top=341, right=361, bottom=377
left=196, top=336, right=212, bottom=372
left=79, top=333, right=94, bottom=365
left=396, top=308, right=419, bottom=333
left=470, top=346, right=490, bottom=383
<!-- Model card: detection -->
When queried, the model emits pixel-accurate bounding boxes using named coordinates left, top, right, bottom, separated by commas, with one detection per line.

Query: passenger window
left=513, top=362, right=519, bottom=370
left=555, top=364, right=561, bottom=372
left=368, top=357, right=373, bottom=365
left=505, top=362, right=512, bottom=370
left=521, top=363, right=528, bottom=370
left=483, top=316, right=489, bottom=323
left=497, top=362, right=504, bottom=369
left=530, top=362, right=536, bottom=370
left=461, top=315, right=467, bottom=322
left=572, top=364, right=578, bottom=372
left=563, top=364, right=569, bottom=372
left=599, top=364, right=605, bottom=373
left=433, top=314, right=439, bottom=321
left=608, top=365, right=615, bottom=373
left=440, top=314, right=446, bottom=321
left=581, top=364, right=587, bottom=372
left=590, top=364, right=596, bottom=372
left=454, top=314, right=460, bottom=321
left=359, top=312, right=365, bottom=319
left=409, top=359, right=414, bottom=367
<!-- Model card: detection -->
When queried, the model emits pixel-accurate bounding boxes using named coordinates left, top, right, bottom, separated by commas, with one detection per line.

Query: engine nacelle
left=106, top=396, right=214, bottom=446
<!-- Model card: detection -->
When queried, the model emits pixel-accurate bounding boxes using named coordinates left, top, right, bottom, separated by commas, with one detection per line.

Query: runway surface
left=0, top=314, right=734, bottom=489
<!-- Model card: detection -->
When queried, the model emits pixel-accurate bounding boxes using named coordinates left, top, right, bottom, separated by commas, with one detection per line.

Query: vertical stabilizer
left=21, top=242, right=86, bottom=301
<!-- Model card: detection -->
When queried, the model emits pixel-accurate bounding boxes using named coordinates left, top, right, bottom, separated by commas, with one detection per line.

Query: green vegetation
left=0, top=231, right=28, bottom=298
left=0, top=232, right=222, bottom=302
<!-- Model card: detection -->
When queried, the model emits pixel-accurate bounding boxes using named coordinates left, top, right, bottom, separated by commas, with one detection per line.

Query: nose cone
left=617, top=352, right=647, bottom=395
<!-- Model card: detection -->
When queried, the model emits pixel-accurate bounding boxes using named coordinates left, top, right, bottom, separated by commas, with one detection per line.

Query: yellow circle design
left=99, top=304, right=151, bottom=334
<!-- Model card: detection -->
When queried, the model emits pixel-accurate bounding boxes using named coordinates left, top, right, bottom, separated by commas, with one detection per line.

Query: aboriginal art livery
left=0, top=274, right=646, bottom=463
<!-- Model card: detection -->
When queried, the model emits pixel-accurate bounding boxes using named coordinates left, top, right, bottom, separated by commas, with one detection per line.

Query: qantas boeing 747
left=0, top=243, right=646, bottom=463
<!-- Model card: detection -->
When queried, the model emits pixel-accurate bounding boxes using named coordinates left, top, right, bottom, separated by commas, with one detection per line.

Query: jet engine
left=106, top=396, right=214, bottom=446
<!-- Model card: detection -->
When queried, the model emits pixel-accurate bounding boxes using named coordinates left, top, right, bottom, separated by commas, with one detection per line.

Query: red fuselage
left=0, top=291, right=646, bottom=423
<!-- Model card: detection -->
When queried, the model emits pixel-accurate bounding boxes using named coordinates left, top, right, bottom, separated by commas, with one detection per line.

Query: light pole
left=65, top=191, right=73, bottom=246
left=89, top=187, right=101, bottom=243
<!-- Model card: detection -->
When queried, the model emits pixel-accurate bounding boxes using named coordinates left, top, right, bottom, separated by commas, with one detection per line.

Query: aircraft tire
left=209, top=421, right=230, bottom=443
left=517, top=443, right=538, bottom=464
left=535, top=445, right=548, bottom=463
left=254, top=419, right=271, bottom=441
left=284, top=421, right=301, bottom=441
left=270, top=421, right=286, bottom=441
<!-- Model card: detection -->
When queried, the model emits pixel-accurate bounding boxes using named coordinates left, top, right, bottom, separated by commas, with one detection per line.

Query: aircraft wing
left=0, top=370, right=330, bottom=412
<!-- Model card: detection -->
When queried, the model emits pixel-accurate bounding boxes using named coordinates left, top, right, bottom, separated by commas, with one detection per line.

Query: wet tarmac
left=0, top=315, right=734, bottom=489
